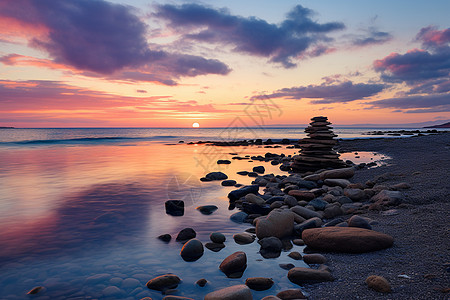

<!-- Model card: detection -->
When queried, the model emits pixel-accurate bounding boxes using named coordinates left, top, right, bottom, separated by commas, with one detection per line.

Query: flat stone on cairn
left=291, top=116, right=346, bottom=172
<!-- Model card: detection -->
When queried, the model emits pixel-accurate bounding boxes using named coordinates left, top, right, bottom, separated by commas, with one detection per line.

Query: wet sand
left=303, top=133, right=450, bottom=299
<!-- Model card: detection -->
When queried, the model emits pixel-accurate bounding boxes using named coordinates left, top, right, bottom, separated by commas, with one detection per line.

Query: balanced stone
left=291, top=117, right=346, bottom=173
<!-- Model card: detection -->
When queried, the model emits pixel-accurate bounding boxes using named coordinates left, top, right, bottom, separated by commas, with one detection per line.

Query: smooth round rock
left=163, top=296, right=195, bottom=300
left=245, top=277, right=274, bottom=291
left=180, top=239, right=204, bottom=261
left=222, top=180, right=237, bottom=186
left=146, top=274, right=181, bottom=291
left=219, top=251, right=247, bottom=278
left=276, top=289, right=307, bottom=299
left=158, top=234, right=171, bottom=243
left=287, top=267, right=334, bottom=284
left=196, top=205, right=218, bottom=215
left=233, top=232, right=255, bottom=244
left=176, top=228, right=196, bottom=242
left=303, top=253, right=327, bottom=264
left=302, top=227, right=394, bottom=253
left=366, top=275, right=391, bottom=293
left=259, top=237, right=283, bottom=259
left=288, top=251, right=302, bottom=260
left=210, top=232, right=226, bottom=243
left=204, top=284, right=253, bottom=300
left=196, top=278, right=207, bottom=287
left=205, top=242, right=225, bottom=252
left=256, top=210, right=294, bottom=239
left=348, top=215, right=372, bottom=230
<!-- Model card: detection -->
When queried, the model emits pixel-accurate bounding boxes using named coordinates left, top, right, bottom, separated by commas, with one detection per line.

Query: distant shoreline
left=0, top=127, right=14, bottom=129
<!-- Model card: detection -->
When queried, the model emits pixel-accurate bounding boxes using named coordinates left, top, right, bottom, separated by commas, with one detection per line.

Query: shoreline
left=302, top=132, right=450, bottom=299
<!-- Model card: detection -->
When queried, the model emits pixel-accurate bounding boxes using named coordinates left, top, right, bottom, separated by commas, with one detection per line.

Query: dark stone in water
left=180, top=239, right=204, bottom=261
left=205, top=242, right=225, bottom=252
left=176, top=228, right=196, bottom=242
left=165, top=200, right=184, bottom=216
left=221, top=180, right=237, bottom=186
left=242, top=203, right=271, bottom=215
left=200, top=177, right=212, bottom=182
left=27, top=287, right=44, bottom=295
left=146, top=274, right=181, bottom=291
left=205, top=172, right=228, bottom=180
left=258, top=237, right=283, bottom=259
left=237, top=171, right=249, bottom=176
left=196, top=278, right=207, bottom=287
left=228, top=185, right=259, bottom=202
left=230, top=211, right=248, bottom=223
left=158, top=234, right=172, bottom=242
left=196, top=205, right=218, bottom=215
left=247, top=172, right=259, bottom=177
left=253, top=166, right=265, bottom=174
left=217, top=159, right=231, bottom=164
left=279, top=263, right=295, bottom=270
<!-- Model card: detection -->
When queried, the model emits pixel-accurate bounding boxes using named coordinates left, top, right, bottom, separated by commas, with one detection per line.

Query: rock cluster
left=291, top=116, right=346, bottom=172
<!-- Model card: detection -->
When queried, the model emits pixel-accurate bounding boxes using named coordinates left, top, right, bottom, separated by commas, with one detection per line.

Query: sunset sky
left=0, top=0, right=449, bottom=127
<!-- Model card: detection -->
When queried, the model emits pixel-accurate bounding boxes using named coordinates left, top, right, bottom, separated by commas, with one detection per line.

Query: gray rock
left=219, top=252, right=247, bottom=278
left=371, top=190, right=404, bottom=206
left=293, top=217, right=322, bottom=236
left=102, top=286, right=124, bottom=297
left=233, top=232, right=255, bottom=245
left=230, top=211, right=248, bottom=223
left=210, top=232, right=226, bottom=243
left=324, top=178, right=351, bottom=188
left=337, top=196, right=353, bottom=205
left=259, top=237, right=283, bottom=258
left=245, top=193, right=266, bottom=205
left=121, top=278, right=140, bottom=289
left=228, top=185, right=259, bottom=202
left=284, top=195, right=298, bottom=207
left=204, top=285, right=253, bottom=300
left=180, top=239, right=204, bottom=261
left=245, top=277, right=274, bottom=291
left=309, top=198, right=328, bottom=210
left=323, top=204, right=344, bottom=219
left=205, top=242, right=225, bottom=252
left=290, top=206, right=322, bottom=219
left=146, top=274, right=181, bottom=291
left=344, top=188, right=366, bottom=201
left=256, top=210, right=294, bottom=239
left=348, top=215, right=372, bottom=230
left=288, top=267, right=334, bottom=284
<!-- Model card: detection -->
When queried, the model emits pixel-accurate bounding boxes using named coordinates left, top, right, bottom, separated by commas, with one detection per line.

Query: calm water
left=0, top=128, right=401, bottom=299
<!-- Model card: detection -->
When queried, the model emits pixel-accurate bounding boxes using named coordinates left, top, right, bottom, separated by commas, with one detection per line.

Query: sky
left=0, top=0, right=449, bottom=128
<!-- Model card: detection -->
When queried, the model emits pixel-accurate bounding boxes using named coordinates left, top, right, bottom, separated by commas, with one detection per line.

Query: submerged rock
left=210, top=232, right=226, bottom=243
left=146, top=274, right=181, bottom=291
left=228, top=185, right=259, bottom=202
left=176, top=228, right=196, bottom=242
left=205, top=172, right=228, bottom=180
left=165, top=200, right=184, bottom=216
left=196, top=205, right=218, bottom=215
left=180, top=239, right=204, bottom=261
left=219, top=251, right=247, bottom=278
left=205, top=285, right=253, bottom=300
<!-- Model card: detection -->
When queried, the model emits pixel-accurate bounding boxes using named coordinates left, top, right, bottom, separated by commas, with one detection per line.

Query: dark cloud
left=252, top=80, right=385, bottom=103
left=374, top=26, right=450, bottom=84
left=369, top=94, right=450, bottom=113
left=0, top=0, right=231, bottom=84
left=154, top=4, right=344, bottom=68
left=351, top=27, right=392, bottom=47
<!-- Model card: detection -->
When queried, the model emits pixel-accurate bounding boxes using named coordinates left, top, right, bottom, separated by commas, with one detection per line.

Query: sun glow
left=192, top=122, right=200, bottom=128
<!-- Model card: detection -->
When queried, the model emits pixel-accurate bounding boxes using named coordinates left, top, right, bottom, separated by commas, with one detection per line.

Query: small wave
left=1, top=136, right=179, bottom=146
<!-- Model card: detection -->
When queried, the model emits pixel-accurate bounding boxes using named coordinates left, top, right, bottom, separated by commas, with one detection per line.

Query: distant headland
left=423, top=122, right=450, bottom=128
left=0, top=127, right=14, bottom=129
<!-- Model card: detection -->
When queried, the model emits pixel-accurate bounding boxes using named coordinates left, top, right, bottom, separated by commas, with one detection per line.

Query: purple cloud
left=374, top=26, right=450, bottom=84
left=369, top=94, right=450, bottom=113
left=0, top=0, right=231, bottom=84
left=154, top=4, right=344, bottom=68
left=252, top=80, right=385, bottom=103
left=351, top=27, right=392, bottom=47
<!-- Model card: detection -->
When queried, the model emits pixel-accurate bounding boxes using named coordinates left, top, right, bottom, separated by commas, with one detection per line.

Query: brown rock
left=303, top=253, right=327, bottom=264
left=288, top=190, right=315, bottom=201
left=302, top=227, right=394, bottom=253
left=146, top=274, right=181, bottom=291
left=365, top=275, right=391, bottom=293
left=204, top=285, right=253, bottom=300
left=288, top=251, right=302, bottom=260
left=245, top=277, right=274, bottom=291
left=219, top=251, right=247, bottom=278
left=319, top=167, right=355, bottom=180
left=276, top=289, right=307, bottom=299
left=287, top=267, right=334, bottom=284
left=256, top=210, right=294, bottom=239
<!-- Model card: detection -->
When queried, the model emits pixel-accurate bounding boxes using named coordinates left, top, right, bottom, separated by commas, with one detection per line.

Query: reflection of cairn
left=291, top=116, right=346, bottom=172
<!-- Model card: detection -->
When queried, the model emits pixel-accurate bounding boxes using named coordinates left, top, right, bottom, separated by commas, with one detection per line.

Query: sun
left=192, top=122, right=200, bottom=128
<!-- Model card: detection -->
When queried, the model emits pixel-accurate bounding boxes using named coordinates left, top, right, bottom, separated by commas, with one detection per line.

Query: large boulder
left=258, top=237, right=283, bottom=258
left=287, top=267, right=334, bottom=284
left=205, top=285, right=253, bottom=300
left=256, top=210, right=294, bottom=239
left=302, top=227, right=394, bottom=253
left=146, top=274, right=181, bottom=291
left=205, top=172, right=228, bottom=180
left=219, top=251, right=247, bottom=278
left=319, top=167, right=355, bottom=180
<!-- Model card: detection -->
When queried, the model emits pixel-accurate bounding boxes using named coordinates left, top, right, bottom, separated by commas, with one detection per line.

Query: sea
left=0, top=127, right=444, bottom=299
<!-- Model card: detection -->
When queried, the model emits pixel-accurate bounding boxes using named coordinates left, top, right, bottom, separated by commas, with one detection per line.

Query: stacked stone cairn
left=291, top=116, right=346, bottom=172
